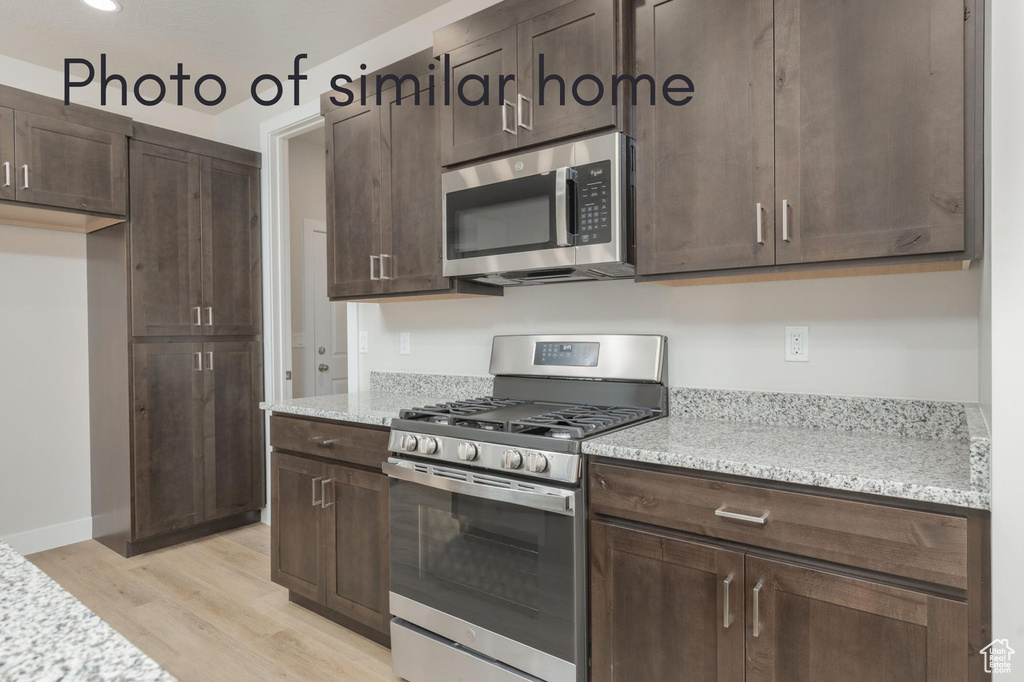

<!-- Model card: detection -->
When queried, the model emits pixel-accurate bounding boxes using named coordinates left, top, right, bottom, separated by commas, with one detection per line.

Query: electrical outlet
left=400, top=332, right=411, bottom=355
left=785, top=326, right=809, bottom=362
left=359, top=331, right=369, bottom=354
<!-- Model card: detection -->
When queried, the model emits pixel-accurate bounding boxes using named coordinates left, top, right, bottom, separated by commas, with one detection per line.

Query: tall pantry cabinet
left=89, top=123, right=265, bottom=557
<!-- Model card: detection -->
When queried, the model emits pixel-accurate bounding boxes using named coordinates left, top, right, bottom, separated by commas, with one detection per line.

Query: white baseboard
left=2, top=517, right=93, bottom=556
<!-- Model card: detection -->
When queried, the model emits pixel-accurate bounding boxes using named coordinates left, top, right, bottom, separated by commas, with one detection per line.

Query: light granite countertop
left=0, top=541, right=174, bottom=681
left=259, top=390, right=453, bottom=427
left=583, top=404, right=991, bottom=510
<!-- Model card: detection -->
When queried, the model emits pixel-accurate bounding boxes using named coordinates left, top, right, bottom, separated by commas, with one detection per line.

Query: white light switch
left=785, top=326, right=809, bottom=362
left=400, top=333, right=411, bottom=355
left=359, top=331, right=369, bottom=354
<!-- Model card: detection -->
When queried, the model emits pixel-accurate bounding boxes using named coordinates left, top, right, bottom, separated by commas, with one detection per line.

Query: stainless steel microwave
left=442, top=132, right=634, bottom=286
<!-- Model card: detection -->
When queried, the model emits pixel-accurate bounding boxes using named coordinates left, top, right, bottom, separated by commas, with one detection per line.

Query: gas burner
left=399, top=397, right=527, bottom=422
left=509, top=405, right=655, bottom=439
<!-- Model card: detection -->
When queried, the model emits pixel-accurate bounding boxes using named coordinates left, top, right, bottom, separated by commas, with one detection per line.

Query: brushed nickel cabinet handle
left=369, top=254, right=380, bottom=281
left=715, top=505, right=769, bottom=525
left=502, top=100, right=517, bottom=135
left=723, top=573, right=734, bottom=628
left=205, top=352, right=213, bottom=371
left=2, top=161, right=9, bottom=188
left=308, top=436, right=338, bottom=447
left=22, top=164, right=29, bottom=189
left=321, top=479, right=334, bottom=508
left=380, top=253, right=392, bottom=280
left=311, top=476, right=323, bottom=506
left=193, top=307, right=202, bottom=327
left=517, top=94, right=534, bottom=131
left=782, top=199, right=790, bottom=242
left=756, top=203, right=764, bottom=244
left=205, top=307, right=213, bottom=326
left=752, top=578, right=765, bottom=637
left=193, top=352, right=203, bottom=372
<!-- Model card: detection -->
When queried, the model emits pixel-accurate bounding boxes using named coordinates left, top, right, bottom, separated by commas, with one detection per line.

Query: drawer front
left=269, top=415, right=389, bottom=470
left=589, top=462, right=968, bottom=590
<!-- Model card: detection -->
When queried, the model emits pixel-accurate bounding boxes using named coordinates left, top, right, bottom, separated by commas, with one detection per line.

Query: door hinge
left=285, top=370, right=292, bottom=380
left=964, top=6, right=971, bottom=21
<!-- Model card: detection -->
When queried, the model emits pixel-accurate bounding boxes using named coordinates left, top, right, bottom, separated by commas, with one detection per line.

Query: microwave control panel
left=575, top=160, right=612, bottom=246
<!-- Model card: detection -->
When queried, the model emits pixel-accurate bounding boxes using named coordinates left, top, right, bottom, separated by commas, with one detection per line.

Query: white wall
left=0, top=55, right=217, bottom=553
left=988, top=0, right=1024, bottom=651
left=358, top=270, right=981, bottom=402
left=288, top=135, right=327, bottom=398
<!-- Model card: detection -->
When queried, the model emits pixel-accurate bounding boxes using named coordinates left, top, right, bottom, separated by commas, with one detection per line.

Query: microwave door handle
left=554, top=167, right=575, bottom=247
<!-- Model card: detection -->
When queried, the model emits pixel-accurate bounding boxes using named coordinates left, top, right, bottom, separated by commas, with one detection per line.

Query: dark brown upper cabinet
left=635, top=0, right=983, bottom=283
left=435, top=0, right=631, bottom=167
left=773, top=0, right=966, bottom=265
left=635, top=0, right=776, bottom=276
left=322, top=50, right=501, bottom=303
left=0, top=84, right=130, bottom=232
left=129, top=127, right=262, bottom=337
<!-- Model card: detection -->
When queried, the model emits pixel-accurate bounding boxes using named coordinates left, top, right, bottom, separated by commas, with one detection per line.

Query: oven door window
left=446, top=173, right=561, bottom=260
left=389, top=478, right=578, bottom=663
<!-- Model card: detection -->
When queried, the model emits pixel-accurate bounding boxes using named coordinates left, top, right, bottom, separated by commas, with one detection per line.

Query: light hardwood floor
left=28, top=523, right=400, bottom=682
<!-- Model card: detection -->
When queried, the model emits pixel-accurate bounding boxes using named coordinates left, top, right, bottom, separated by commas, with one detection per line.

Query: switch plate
left=785, top=326, right=809, bottom=362
left=400, top=332, right=411, bottom=355
left=359, top=331, right=369, bottom=354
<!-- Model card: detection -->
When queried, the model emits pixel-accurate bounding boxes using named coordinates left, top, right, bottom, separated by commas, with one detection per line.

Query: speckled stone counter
left=584, top=390, right=991, bottom=510
left=0, top=541, right=174, bottom=681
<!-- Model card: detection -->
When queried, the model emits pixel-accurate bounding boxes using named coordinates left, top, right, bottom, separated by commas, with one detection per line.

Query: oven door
left=442, top=143, right=577, bottom=278
left=385, top=458, right=584, bottom=682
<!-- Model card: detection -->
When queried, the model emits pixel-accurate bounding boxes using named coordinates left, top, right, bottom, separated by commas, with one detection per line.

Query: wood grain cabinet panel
left=129, top=141, right=202, bottom=337
left=202, top=341, right=264, bottom=521
left=590, top=520, right=745, bottom=682
left=773, top=0, right=966, bottom=264
left=201, top=158, right=262, bottom=336
left=131, top=342, right=204, bottom=540
left=635, top=0, right=776, bottom=275
left=0, top=107, right=13, bottom=202
left=13, top=111, right=127, bottom=215
left=271, top=451, right=325, bottom=602
left=745, top=557, right=968, bottom=682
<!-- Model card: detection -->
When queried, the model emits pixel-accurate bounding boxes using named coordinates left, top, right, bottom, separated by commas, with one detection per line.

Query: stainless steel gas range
left=384, top=334, right=668, bottom=682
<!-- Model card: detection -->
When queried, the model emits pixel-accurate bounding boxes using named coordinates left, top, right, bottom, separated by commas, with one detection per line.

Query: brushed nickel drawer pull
left=715, top=505, right=769, bottom=525
left=321, top=479, right=334, bottom=508
left=370, top=254, right=380, bottom=281
left=380, top=253, right=392, bottom=280
left=21, top=164, right=28, bottom=189
left=502, top=99, right=517, bottom=135
left=723, top=573, right=734, bottom=628
left=752, top=578, right=765, bottom=637
left=311, top=476, right=322, bottom=506
left=2, top=161, right=9, bottom=188
left=755, top=203, right=764, bottom=244
left=781, top=199, right=790, bottom=241
left=517, top=93, right=534, bottom=131
left=205, top=307, right=213, bottom=326
left=205, top=352, right=214, bottom=371
left=193, top=307, right=202, bottom=326
left=308, top=436, right=338, bottom=447
left=193, top=352, right=203, bottom=372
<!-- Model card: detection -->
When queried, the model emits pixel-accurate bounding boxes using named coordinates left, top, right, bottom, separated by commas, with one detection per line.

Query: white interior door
left=304, top=221, right=348, bottom=396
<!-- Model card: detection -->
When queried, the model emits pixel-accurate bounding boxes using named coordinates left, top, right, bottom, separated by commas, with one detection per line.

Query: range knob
left=457, top=442, right=478, bottom=461
left=526, top=452, right=549, bottom=473
left=418, top=436, right=438, bottom=455
left=399, top=434, right=418, bottom=453
left=501, top=449, right=523, bottom=470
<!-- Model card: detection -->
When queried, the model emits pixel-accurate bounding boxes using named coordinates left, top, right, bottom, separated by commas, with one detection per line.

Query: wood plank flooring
left=28, top=523, right=400, bottom=682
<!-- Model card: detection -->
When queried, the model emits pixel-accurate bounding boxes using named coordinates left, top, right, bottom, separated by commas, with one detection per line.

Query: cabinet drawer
left=269, top=415, right=389, bottom=470
left=589, top=462, right=968, bottom=590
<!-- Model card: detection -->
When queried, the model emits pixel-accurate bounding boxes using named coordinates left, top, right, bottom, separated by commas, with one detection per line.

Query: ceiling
left=0, top=0, right=449, bottom=113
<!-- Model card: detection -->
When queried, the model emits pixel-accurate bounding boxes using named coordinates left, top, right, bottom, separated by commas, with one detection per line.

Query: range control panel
left=533, top=341, right=600, bottom=367
left=575, top=160, right=612, bottom=246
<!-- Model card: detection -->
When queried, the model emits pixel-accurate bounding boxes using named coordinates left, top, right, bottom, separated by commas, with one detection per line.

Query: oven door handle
left=554, top=166, right=576, bottom=247
left=383, top=460, right=577, bottom=516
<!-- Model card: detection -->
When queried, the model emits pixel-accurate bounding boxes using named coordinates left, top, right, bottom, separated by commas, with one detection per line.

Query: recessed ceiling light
left=82, top=0, right=122, bottom=12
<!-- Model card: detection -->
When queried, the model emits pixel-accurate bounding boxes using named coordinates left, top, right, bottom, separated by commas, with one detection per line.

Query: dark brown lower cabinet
left=590, top=521, right=745, bottom=682
left=269, top=417, right=391, bottom=643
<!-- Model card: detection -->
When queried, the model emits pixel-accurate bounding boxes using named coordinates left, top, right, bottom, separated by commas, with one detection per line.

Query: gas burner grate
left=399, top=397, right=527, bottom=425
left=508, top=405, right=655, bottom=439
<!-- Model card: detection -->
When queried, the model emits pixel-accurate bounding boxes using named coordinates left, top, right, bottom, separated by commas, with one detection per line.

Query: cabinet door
left=590, top=521, right=745, bottom=682
left=0, top=107, right=13, bottom=202
left=326, top=103, right=383, bottom=299
left=380, top=84, right=448, bottom=295
left=439, top=27, right=519, bottom=166
left=270, top=451, right=324, bottom=602
left=745, top=557, right=968, bottom=682
left=202, top=341, right=264, bottom=522
left=13, top=111, right=127, bottom=215
left=516, top=0, right=619, bottom=148
left=323, top=462, right=390, bottom=635
left=129, top=141, right=203, bottom=337
left=200, top=157, right=261, bottom=336
left=635, top=0, right=775, bottom=275
left=131, top=342, right=204, bottom=540
left=774, top=0, right=965, bottom=264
